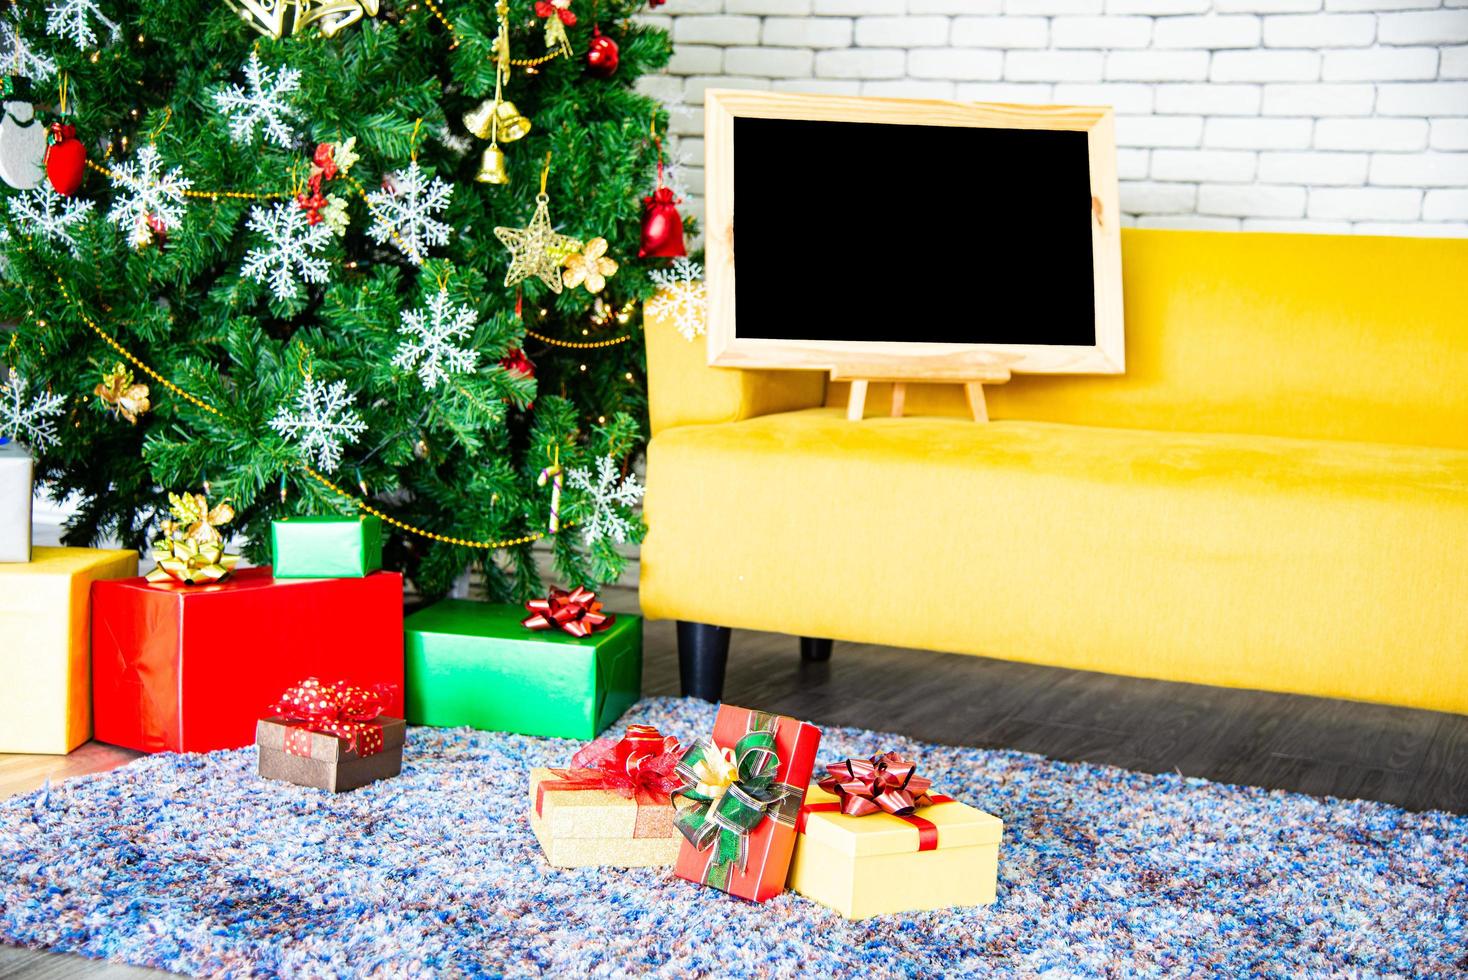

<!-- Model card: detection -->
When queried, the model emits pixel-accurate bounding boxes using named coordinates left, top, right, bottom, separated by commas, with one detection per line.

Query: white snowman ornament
left=0, top=96, right=48, bottom=190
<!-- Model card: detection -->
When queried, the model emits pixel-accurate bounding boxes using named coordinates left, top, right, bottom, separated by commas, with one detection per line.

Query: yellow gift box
left=788, top=783, right=1003, bottom=919
left=0, top=546, right=138, bottom=754
left=528, top=767, right=682, bottom=868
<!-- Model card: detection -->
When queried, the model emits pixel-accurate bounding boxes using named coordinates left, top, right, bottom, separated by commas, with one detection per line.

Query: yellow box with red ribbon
left=528, top=724, right=683, bottom=868
left=788, top=753, right=1003, bottom=919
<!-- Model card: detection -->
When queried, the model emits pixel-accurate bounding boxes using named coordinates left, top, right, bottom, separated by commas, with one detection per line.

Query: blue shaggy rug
left=1, top=697, right=1465, bottom=978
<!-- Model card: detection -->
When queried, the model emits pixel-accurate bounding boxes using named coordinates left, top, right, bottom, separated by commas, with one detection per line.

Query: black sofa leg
left=678, top=621, right=731, bottom=702
left=800, top=637, right=833, bottom=663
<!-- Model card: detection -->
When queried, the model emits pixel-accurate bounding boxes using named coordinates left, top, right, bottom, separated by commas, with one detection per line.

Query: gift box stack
left=526, top=702, right=1005, bottom=917
left=91, top=507, right=405, bottom=754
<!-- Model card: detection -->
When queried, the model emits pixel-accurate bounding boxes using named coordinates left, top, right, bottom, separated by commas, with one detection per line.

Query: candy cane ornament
left=538, top=447, right=563, bottom=533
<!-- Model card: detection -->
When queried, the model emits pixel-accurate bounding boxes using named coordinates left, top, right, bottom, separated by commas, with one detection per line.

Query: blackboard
left=733, top=116, right=1097, bottom=347
left=703, top=91, right=1124, bottom=377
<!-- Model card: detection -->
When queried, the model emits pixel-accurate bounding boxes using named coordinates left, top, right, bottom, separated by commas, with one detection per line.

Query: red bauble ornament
left=638, top=186, right=685, bottom=258
left=45, top=123, right=86, bottom=196
left=586, top=27, right=619, bottom=77
left=501, top=348, right=535, bottom=378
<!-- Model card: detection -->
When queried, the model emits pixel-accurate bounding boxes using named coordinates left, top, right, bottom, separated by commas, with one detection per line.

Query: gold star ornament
left=494, top=192, right=581, bottom=294
left=561, top=237, right=618, bottom=294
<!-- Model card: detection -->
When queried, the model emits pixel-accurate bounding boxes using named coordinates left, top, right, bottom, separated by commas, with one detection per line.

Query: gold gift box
left=788, top=783, right=1003, bottom=919
left=0, top=547, right=138, bottom=753
left=528, top=767, right=681, bottom=868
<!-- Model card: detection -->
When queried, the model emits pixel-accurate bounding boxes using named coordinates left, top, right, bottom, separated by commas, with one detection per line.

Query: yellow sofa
left=641, top=228, right=1468, bottom=715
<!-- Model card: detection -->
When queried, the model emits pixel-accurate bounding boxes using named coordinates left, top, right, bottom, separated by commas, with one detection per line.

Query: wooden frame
left=703, top=90, right=1125, bottom=383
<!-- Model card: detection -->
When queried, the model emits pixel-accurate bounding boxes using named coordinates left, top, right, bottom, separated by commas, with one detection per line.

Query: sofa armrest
left=645, top=289, right=826, bottom=434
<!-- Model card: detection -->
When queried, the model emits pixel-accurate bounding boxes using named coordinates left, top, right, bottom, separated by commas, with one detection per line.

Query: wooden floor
left=3, top=596, right=1466, bottom=977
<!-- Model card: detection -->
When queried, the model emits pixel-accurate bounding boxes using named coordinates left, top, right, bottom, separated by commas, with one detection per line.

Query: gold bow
left=224, top=0, right=380, bottom=39
left=93, top=363, right=151, bottom=424
left=686, top=745, right=739, bottom=806
left=145, top=492, right=242, bottom=584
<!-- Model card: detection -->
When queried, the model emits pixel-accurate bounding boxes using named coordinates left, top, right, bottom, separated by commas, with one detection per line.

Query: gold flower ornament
left=561, top=237, right=619, bottom=294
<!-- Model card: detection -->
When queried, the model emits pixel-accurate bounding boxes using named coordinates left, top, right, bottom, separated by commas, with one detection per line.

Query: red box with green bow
left=672, top=704, right=822, bottom=902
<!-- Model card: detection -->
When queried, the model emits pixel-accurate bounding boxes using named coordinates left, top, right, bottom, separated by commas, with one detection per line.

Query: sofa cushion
left=641, top=409, right=1468, bottom=714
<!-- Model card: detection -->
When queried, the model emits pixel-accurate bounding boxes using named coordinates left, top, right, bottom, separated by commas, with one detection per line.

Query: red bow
left=534, top=0, right=576, bottom=25
left=569, top=724, right=682, bottom=798
left=818, top=751, right=936, bottom=817
left=536, top=725, right=683, bottom=835
left=270, top=678, right=388, bottom=758
left=644, top=185, right=678, bottom=208
left=522, top=586, right=614, bottom=637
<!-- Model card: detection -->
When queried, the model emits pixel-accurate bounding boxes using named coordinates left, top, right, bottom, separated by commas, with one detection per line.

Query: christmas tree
left=0, top=0, right=685, bottom=597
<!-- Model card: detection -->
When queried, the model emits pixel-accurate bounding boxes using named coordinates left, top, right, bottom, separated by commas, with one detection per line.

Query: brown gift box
left=256, top=716, right=407, bottom=792
left=528, top=767, right=681, bottom=868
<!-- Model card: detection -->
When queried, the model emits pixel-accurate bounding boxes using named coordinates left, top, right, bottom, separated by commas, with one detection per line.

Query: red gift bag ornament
left=639, top=120, right=685, bottom=258
left=45, top=122, right=86, bottom=196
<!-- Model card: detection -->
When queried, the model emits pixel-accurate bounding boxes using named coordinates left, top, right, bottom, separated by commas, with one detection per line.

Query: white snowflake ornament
left=0, top=16, right=58, bottom=81
left=392, top=288, right=479, bottom=391
left=7, top=183, right=94, bottom=255
left=646, top=259, right=707, bottom=341
left=45, top=0, right=119, bottom=50
left=269, top=374, right=366, bottom=473
left=212, top=52, right=302, bottom=149
left=567, top=455, right=644, bottom=547
left=241, top=201, right=333, bottom=302
left=106, top=144, right=191, bottom=249
left=366, top=162, right=452, bottom=265
left=0, top=370, right=65, bottom=450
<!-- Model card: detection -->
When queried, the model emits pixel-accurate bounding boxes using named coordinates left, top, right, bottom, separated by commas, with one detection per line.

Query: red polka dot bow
left=270, top=678, right=388, bottom=758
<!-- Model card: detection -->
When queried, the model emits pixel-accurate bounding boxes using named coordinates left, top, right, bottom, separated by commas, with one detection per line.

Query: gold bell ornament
left=462, top=98, right=532, bottom=143
left=466, top=62, right=531, bottom=185
left=476, top=143, right=509, bottom=185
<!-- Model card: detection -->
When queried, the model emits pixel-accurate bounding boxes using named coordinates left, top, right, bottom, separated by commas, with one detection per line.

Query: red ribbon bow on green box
left=522, top=586, right=615, bottom=638
left=800, top=752, right=954, bottom=851
left=270, top=678, right=388, bottom=758
left=535, top=725, right=683, bottom=836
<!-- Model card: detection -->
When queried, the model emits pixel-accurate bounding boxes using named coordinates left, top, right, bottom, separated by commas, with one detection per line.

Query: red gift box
left=673, top=704, right=822, bottom=902
left=91, top=567, right=404, bottom=753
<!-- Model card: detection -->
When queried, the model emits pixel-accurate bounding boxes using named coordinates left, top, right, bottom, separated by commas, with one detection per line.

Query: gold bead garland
left=523, top=329, right=630, bottom=349
left=44, top=265, right=564, bottom=552
left=85, top=158, right=290, bottom=201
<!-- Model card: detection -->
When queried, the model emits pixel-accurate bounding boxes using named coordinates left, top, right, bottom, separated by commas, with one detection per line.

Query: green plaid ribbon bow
left=673, top=713, right=796, bottom=889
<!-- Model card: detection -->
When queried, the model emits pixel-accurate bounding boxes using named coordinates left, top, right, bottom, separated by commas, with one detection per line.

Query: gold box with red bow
left=529, top=724, right=682, bottom=867
left=256, top=680, right=406, bottom=792
left=787, top=753, right=1003, bottom=919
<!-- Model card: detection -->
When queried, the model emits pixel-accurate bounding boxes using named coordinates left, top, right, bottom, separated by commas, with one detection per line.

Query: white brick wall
left=640, top=1, right=1468, bottom=237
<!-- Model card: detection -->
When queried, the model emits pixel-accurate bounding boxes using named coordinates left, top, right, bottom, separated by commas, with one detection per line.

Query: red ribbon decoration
left=535, top=725, right=682, bottom=837
left=269, top=678, right=388, bottom=758
left=796, top=752, right=953, bottom=852
left=534, top=0, right=577, bottom=25
left=522, top=586, right=615, bottom=638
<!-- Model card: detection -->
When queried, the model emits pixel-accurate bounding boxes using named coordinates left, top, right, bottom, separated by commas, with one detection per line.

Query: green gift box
left=271, top=516, right=383, bottom=578
left=403, top=599, right=641, bottom=740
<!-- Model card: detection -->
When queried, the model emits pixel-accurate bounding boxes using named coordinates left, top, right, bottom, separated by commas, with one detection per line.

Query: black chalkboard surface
left=733, top=115, right=1097, bottom=347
